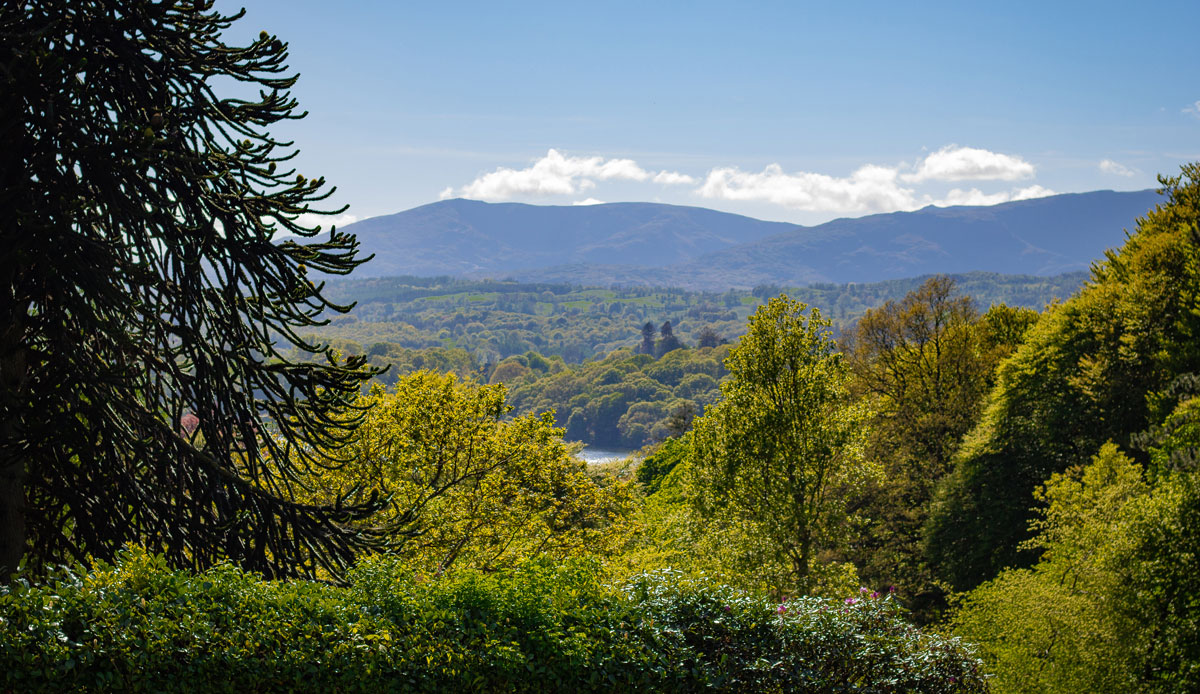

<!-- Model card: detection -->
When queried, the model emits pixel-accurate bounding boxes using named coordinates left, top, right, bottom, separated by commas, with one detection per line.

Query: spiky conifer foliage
left=0, top=0, right=385, bottom=580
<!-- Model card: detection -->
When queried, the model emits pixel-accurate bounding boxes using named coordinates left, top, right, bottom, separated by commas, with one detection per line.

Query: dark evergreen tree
left=639, top=321, right=657, bottom=355
left=656, top=320, right=684, bottom=357
left=0, top=0, right=386, bottom=580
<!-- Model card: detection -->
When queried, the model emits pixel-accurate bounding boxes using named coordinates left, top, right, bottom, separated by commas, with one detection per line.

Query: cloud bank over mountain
left=439, top=149, right=694, bottom=201
left=440, top=145, right=1057, bottom=216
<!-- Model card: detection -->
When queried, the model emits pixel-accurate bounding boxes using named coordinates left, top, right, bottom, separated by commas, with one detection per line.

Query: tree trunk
left=0, top=317, right=30, bottom=581
left=0, top=453, right=26, bottom=581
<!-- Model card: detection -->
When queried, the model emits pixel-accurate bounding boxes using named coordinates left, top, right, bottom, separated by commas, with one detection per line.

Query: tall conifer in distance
left=0, top=0, right=385, bottom=580
left=639, top=321, right=657, bottom=355
left=656, top=320, right=683, bottom=357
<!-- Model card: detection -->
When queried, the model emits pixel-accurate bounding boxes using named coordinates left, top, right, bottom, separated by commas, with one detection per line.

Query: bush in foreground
left=0, top=550, right=985, bottom=692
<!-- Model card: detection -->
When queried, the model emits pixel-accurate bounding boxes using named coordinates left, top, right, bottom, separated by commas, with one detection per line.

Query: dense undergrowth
left=0, top=550, right=985, bottom=693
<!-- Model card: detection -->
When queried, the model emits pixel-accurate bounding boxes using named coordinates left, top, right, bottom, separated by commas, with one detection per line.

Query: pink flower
left=845, top=598, right=857, bottom=605
left=777, top=604, right=787, bottom=614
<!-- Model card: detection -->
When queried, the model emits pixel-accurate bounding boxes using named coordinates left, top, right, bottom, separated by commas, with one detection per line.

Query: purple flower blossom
left=845, top=598, right=857, bottom=605
left=777, top=604, right=787, bottom=614
left=870, top=591, right=879, bottom=599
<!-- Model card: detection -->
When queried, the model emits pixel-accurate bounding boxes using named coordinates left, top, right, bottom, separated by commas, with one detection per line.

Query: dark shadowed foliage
left=0, top=0, right=384, bottom=580
left=925, top=165, right=1200, bottom=591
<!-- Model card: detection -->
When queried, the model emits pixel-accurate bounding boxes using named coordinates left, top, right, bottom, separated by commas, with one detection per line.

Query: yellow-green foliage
left=615, top=438, right=784, bottom=595
left=618, top=297, right=873, bottom=598
left=843, top=277, right=1038, bottom=620
left=506, top=344, right=731, bottom=447
left=949, top=443, right=1145, bottom=693
left=300, top=372, right=636, bottom=573
left=927, top=165, right=1200, bottom=591
left=691, top=296, right=872, bottom=597
left=951, top=397, right=1200, bottom=693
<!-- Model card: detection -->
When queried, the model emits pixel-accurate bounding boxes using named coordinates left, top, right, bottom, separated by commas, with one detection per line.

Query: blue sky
left=219, top=0, right=1200, bottom=226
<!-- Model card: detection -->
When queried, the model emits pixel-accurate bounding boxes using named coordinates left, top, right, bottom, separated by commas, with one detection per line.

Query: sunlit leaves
left=296, top=372, right=636, bottom=573
left=690, top=296, right=870, bottom=595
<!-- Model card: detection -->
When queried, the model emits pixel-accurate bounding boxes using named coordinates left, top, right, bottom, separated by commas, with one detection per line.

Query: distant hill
left=343, top=190, right=1161, bottom=290
left=343, top=199, right=795, bottom=277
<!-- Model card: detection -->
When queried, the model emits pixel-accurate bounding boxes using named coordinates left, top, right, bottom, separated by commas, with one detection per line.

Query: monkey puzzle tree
left=0, top=0, right=385, bottom=580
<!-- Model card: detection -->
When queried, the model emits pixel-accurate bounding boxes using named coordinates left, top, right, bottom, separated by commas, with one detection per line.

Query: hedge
left=0, top=550, right=986, bottom=692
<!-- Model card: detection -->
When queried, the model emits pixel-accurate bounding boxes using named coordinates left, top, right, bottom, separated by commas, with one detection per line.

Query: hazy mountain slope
left=344, top=190, right=1160, bottom=289
left=668, top=189, right=1161, bottom=286
left=345, top=199, right=797, bottom=277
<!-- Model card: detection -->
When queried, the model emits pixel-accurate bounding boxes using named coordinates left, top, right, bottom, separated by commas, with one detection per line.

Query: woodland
left=3, top=2, right=1199, bottom=693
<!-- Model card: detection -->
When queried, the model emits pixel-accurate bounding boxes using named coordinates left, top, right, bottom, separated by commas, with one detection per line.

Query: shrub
left=0, top=550, right=987, bottom=693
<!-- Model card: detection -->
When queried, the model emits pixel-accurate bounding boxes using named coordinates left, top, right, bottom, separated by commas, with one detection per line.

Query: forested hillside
left=312, top=270, right=1085, bottom=364
left=294, top=271, right=1084, bottom=449
left=616, top=168, right=1200, bottom=692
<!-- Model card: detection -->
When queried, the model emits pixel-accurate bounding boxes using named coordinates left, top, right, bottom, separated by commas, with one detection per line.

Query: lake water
left=576, top=447, right=638, bottom=465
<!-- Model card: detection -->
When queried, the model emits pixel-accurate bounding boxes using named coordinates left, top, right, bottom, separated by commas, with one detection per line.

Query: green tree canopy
left=951, top=397, right=1200, bottom=693
left=295, top=372, right=637, bottom=574
left=842, top=277, right=1036, bottom=619
left=690, top=296, right=868, bottom=594
left=925, top=165, right=1200, bottom=591
left=1, top=0, right=381, bottom=580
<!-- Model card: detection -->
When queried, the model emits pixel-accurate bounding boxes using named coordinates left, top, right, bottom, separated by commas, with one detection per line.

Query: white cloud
left=695, top=156, right=1053, bottom=214
left=293, top=212, right=359, bottom=231
left=696, top=163, right=920, bottom=213
left=439, top=145, right=1051, bottom=216
left=653, top=170, right=696, bottom=185
left=902, top=145, right=1036, bottom=183
left=933, top=185, right=1055, bottom=207
left=1184, top=100, right=1200, bottom=118
left=446, top=149, right=650, bottom=200
left=1012, top=184, right=1055, bottom=200
left=1099, top=159, right=1138, bottom=177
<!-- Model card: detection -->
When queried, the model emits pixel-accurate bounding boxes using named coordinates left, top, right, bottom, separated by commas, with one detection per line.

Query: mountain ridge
left=341, top=190, right=1160, bottom=290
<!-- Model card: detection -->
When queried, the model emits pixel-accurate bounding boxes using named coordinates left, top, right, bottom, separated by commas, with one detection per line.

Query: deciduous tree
left=841, top=277, right=1036, bottom=618
left=300, top=373, right=637, bottom=573
left=691, top=296, right=868, bottom=593
left=926, top=166, right=1200, bottom=592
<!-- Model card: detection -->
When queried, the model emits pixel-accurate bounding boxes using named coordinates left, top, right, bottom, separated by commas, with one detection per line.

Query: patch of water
left=576, top=447, right=638, bottom=465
